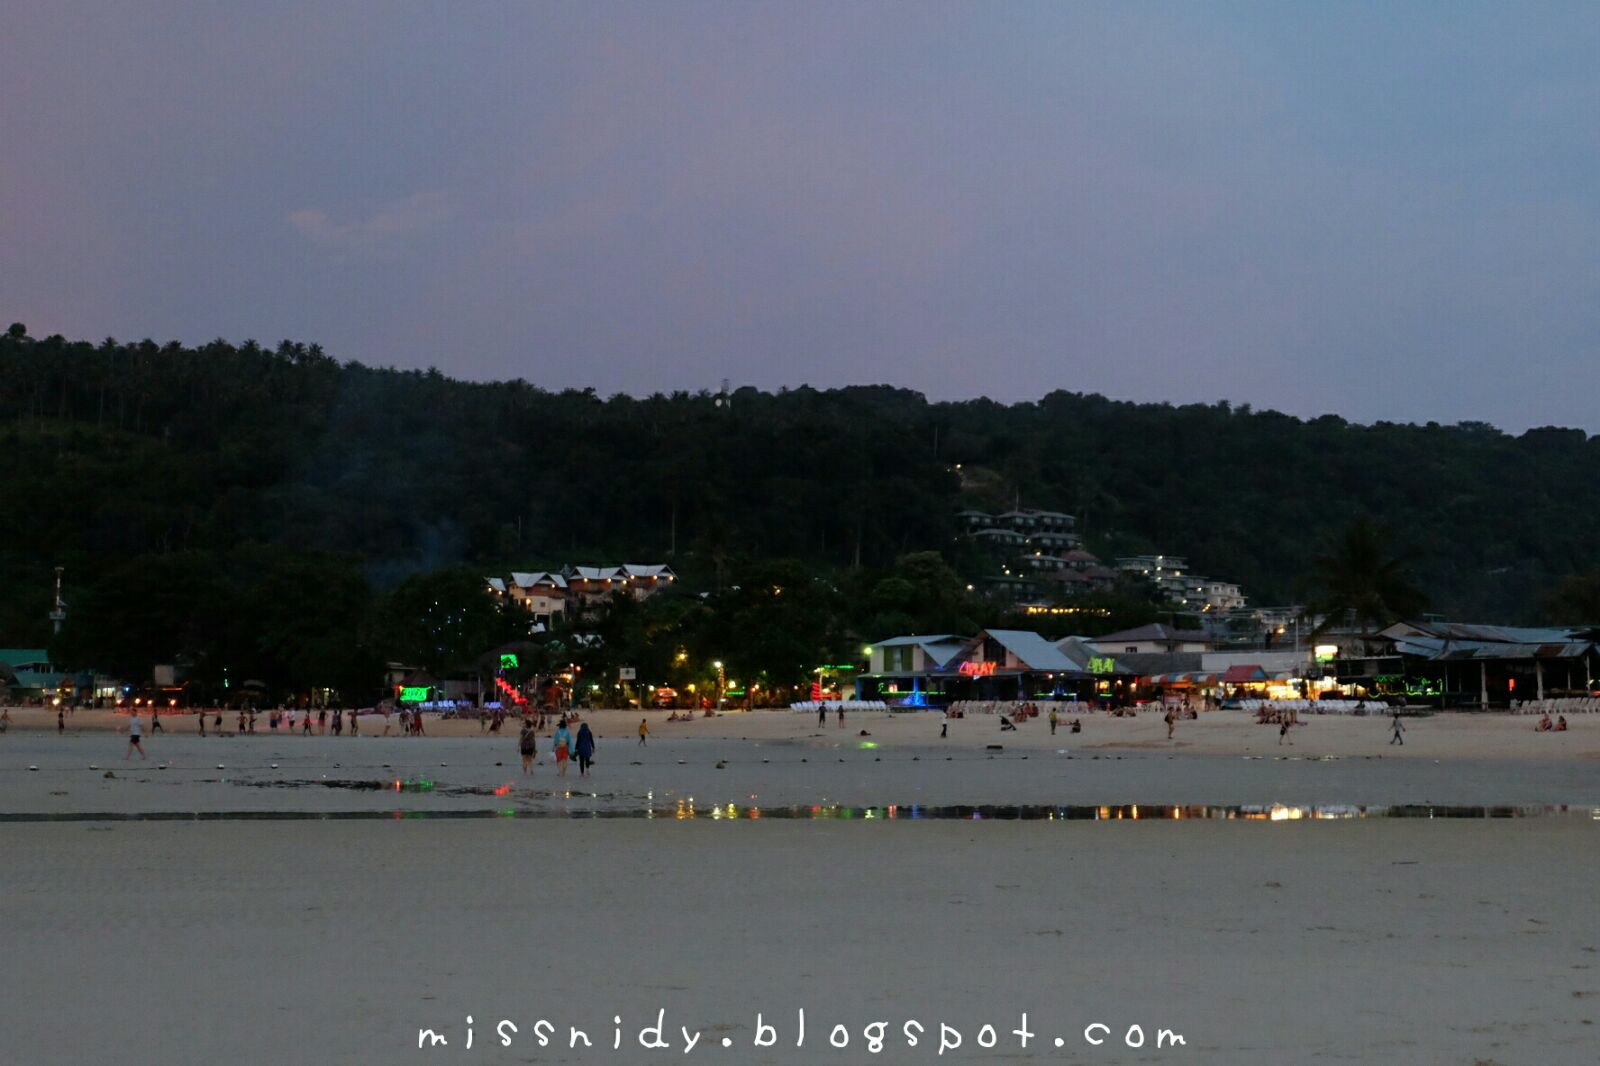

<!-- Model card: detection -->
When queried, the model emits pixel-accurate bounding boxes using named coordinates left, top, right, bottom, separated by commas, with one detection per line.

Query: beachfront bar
left=858, top=629, right=1108, bottom=707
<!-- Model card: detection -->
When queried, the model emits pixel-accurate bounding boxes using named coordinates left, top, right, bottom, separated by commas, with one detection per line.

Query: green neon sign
left=1089, top=656, right=1116, bottom=674
left=499, top=653, right=519, bottom=669
left=399, top=686, right=430, bottom=702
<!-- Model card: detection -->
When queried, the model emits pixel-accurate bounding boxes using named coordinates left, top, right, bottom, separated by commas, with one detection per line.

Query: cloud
left=287, top=191, right=454, bottom=253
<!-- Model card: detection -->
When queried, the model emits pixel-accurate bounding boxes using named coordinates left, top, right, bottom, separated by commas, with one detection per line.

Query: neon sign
left=499, top=653, right=519, bottom=669
left=1089, top=656, right=1116, bottom=674
left=399, top=686, right=430, bottom=702
left=958, top=661, right=997, bottom=677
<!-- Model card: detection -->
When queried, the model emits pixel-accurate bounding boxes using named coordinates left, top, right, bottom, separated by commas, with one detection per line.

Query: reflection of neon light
left=959, top=661, right=997, bottom=677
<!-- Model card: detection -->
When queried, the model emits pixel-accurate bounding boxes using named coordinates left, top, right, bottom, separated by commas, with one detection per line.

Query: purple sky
left=4, top=2, right=1598, bottom=431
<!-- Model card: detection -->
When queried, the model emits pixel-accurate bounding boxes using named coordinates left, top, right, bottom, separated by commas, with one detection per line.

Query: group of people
left=1535, top=713, right=1569, bottom=732
left=516, top=714, right=603, bottom=776
left=133, top=704, right=442, bottom=738
left=818, top=703, right=848, bottom=728
left=987, top=706, right=1083, bottom=735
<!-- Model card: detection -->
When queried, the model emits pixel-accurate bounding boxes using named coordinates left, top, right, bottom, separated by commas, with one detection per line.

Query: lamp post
left=713, top=660, right=725, bottom=710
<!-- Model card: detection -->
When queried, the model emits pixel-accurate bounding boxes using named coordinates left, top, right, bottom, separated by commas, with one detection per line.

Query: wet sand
left=3, top=709, right=1597, bottom=1064
left=3, top=819, right=1598, bottom=1065
left=1, top=707, right=1597, bottom=815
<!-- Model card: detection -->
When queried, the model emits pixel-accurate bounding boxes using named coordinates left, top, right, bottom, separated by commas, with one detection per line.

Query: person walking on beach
left=518, top=719, right=537, bottom=774
left=1, top=706, right=10, bottom=733
left=1278, top=718, right=1292, bottom=746
left=197, top=709, right=206, bottom=737
left=124, top=710, right=146, bottom=760
left=151, top=706, right=164, bottom=733
left=638, top=718, right=649, bottom=746
left=1164, top=706, right=1178, bottom=740
left=350, top=709, right=359, bottom=737
left=575, top=721, right=596, bottom=777
left=1049, top=708, right=1058, bottom=736
left=331, top=708, right=343, bottom=736
left=58, top=706, right=66, bottom=734
left=837, top=704, right=845, bottom=729
left=381, top=705, right=392, bottom=736
left=301, top=711, right=312, bottom=736
left=1390, top=711, right=1406, bottom=745
left=552, top=718, right=572, bottom=777
left=818, top=703, right=827, bottom=727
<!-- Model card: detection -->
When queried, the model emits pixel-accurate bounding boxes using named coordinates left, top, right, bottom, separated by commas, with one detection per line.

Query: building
left=1186, top=579, right=1246, bottom=612
left=939, top=629, right=1088, bottom=701
left=866, top=634, right=968, bottom=676
left=488, top=562, right=676, bottom=622
left=620, top=563, right=677, bottom=598
left=963, top=508, right=1080, bottom=548
left=857, top=628, right=1095, bottom=705
left=0, top=648, right=96, bottom=702
left=1092, top=623, right=1214, bottom=655
left=1116, top=555, right=1191, bottom=602
left=971, top=528, right=1026, bottom=551
left=1368, top=620, right=1599, bottom=708
left=507, top=572, right=568, bottom=623
left=981, top=572, right=1041, bottom=600
left=1116, top=554, right=1247, bottom=613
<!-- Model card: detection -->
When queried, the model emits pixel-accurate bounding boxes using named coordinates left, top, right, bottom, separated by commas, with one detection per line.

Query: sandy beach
left=3, top=707, right=1597, bottom=1064
left=4, top=819, right=1598, bottom=1065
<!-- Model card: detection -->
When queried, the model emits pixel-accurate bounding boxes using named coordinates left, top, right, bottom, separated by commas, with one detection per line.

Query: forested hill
left=3, top=325, right=1597, bottom=640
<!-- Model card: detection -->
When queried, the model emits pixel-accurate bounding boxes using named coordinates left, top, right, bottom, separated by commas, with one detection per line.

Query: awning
left=1221, top=664, right=1268, bottom=683
left=1146, top=672, right=1218, bottom=685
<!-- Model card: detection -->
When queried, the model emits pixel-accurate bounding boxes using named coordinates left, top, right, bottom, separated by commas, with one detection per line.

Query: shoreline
left=5, top=704, right=1595, bottom=761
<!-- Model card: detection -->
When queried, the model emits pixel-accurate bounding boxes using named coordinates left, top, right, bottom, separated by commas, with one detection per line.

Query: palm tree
left=1303, top=516, right=1426, bottom=640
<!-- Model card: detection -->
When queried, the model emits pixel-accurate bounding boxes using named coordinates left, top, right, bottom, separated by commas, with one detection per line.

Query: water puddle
left=2, top=802, right=1596, bottom=823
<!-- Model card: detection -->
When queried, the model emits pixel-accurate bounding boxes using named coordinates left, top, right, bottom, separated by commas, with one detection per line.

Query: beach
left=2, top=707, right=1597, bottom=1064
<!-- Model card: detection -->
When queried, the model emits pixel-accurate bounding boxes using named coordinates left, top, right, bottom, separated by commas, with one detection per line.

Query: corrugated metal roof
left=1386, top=621, right=1583, bottom=644
left=1094, top=624, right=1211, bottom=644
left=871, top=634, right=965, bottom=648
left=978, top=629, right=1079, bottom=671
left=510, top=571, right=567, bottom=589
left=1394, top=636, right=1593, bottom=661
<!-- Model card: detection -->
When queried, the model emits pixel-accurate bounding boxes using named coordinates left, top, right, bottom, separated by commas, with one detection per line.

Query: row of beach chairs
left=1510, top=697, right=1600, bottom=715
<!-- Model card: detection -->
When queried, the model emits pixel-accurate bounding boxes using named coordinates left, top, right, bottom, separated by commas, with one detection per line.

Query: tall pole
left=49, top=566, right=67, bottom=634
left=1479, top=660, right=1488, bottom=710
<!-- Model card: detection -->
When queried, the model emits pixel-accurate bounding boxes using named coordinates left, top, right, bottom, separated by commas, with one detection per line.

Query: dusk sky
left=4, top=2, right=1597, bottom=431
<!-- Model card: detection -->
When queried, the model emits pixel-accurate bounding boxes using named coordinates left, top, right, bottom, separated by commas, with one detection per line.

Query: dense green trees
left=5, top=325, right=1600, bottom=694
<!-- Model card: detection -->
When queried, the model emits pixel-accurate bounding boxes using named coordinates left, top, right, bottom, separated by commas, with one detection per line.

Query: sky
left=3, top=1, right=1598, bottom=431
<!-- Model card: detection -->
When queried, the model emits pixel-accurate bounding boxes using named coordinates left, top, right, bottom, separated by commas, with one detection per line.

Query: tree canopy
left=3, top=326, right=1597, bottom=692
